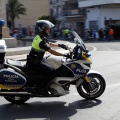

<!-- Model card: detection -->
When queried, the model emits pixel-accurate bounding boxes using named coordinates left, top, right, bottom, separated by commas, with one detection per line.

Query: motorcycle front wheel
left=77, top=73, right=106, bottom=100
left=4, top=96, right=30, bottom=104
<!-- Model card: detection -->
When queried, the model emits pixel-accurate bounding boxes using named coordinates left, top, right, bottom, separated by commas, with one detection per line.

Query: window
left=89, top=21, right=98, bottom=30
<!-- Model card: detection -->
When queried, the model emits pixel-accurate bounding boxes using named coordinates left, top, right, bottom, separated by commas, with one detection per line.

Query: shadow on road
left=0, top=99, right=102, bottom=120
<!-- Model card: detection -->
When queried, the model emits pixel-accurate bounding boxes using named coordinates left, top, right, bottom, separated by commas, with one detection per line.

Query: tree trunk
left=11, top=18, right=15, bottom=30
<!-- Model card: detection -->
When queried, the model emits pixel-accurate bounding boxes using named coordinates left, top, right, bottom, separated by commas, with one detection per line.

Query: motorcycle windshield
left=71, top=31, right=86, bottom=51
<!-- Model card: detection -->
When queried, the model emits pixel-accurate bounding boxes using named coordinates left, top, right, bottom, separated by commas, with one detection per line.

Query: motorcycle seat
left=6, top=59, right=47, bottom=76
left=6, top=58, right=25, bottom=68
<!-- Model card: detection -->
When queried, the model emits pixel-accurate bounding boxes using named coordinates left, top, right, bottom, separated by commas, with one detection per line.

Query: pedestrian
left=99, top=28, right=104, bottom=40
left=13, top=29, right=18, bottom=39
left=108, top=27, right=114, bottom=41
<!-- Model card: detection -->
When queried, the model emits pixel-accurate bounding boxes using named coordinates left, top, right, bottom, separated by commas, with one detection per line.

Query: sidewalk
left=6, top=46, right=31, bottom=56
left=6, top=40, right=69, bottom=56
left=83, top=38, right=120, bottom=43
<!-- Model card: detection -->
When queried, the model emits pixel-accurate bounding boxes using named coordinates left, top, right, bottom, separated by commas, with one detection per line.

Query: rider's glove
left=64, top=53, right=72, bottom=59
left=58, top=44, right=68, bottom=50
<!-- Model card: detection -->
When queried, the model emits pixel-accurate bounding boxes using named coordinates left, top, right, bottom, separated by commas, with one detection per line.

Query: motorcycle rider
left=27, top=20, right=70, bottom=95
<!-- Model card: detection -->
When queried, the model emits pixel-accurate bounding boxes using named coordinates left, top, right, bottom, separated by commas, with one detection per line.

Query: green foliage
left=38, top=15, right=57, bottom=25
left=7, top=0, right=26, bottom=29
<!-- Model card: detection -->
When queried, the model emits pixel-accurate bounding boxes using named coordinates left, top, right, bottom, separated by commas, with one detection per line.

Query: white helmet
left=35, top=20, right=55, bottom=36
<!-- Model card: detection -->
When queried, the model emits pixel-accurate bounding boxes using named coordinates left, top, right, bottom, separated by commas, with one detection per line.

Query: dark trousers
left=28, top=61, right=56, bottom=89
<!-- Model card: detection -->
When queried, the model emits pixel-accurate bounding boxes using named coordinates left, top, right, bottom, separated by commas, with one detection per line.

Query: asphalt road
left=0, top=41, right=120, bottom=120
left=85, top=40, right=120, bottom=51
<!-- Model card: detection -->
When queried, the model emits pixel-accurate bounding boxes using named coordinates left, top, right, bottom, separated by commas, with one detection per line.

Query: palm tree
left=7, top=0, right=26, bottom=29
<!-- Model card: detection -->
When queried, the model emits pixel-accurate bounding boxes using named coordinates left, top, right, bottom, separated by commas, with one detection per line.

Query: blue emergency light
left=0, top=19, right=5, bottom=26
left=0, top=19, right=5, bottom=39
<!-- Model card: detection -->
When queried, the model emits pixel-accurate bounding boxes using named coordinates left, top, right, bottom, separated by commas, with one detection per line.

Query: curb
left=6, top=46, right=31, bottom=56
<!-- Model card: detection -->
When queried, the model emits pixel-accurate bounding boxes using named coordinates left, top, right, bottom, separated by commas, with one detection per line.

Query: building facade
left=79, top=0, right=120, bottom=38
left=0, top=0, right=7, bottom=25
left=15, top=0, right=50, bottom=28
left=0, top=0, right=49, bottom=37
left=49, top=0, right=86, bottom=36
left=0, top=0, right=10, bottom=38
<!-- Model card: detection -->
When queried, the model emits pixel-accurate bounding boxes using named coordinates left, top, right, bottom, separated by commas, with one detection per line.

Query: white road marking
left=86, top=44, right=97, bottom=53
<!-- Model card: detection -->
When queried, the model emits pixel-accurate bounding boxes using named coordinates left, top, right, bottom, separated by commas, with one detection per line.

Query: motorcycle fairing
left=64, top=62, right=89, bottom=78
left=44, top=55, right=65, bottom=69
left=0, top=68, right=26, bottom=89
left=50, top=77, right=74, bottom=96
left=88, top=70, right=103, bottom=76
left=53, top=77, right=74, bottom=85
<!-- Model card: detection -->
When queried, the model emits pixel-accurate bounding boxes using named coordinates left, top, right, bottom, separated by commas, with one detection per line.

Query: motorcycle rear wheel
left=4, top=96, right=30, bottom=104
left=77, top=73, right=106, bottom=100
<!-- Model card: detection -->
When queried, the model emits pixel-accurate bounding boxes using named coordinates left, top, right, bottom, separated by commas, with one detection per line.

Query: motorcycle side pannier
left=0, top=68, right=27, bottom=89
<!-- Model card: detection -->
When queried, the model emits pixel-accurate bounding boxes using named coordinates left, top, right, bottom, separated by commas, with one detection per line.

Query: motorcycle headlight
left=78, top=48, right=81, bottom=54
left=77, top=48, right=82, bottom=58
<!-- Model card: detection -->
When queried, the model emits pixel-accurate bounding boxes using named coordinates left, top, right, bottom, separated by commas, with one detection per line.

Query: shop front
left=105, top=20, right=120, bottom=39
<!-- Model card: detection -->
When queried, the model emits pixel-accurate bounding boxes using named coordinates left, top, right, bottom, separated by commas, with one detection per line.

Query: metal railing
left=57, top=9, right=85, bottom=17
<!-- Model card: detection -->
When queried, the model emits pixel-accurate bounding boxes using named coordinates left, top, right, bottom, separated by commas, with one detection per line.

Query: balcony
left=62, top=0, right=77, bottom=2
left=56, top=9, right=86, bottom=19
left=79, top=0, right=120, bottom=8
left=50, top=0, right=65, bottom=6
left=64, top=9, right=85, bottom=16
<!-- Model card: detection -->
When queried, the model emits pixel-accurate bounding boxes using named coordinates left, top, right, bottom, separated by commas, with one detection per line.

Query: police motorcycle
left=0, top=30, right=106, bottom=104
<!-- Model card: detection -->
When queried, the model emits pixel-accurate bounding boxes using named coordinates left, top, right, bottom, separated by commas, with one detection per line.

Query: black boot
left=40, top=88, right=49, bottom=96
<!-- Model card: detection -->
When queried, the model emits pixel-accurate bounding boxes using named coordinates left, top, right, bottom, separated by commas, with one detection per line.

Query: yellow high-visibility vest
left=32, top=35, right=45, bottom=52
